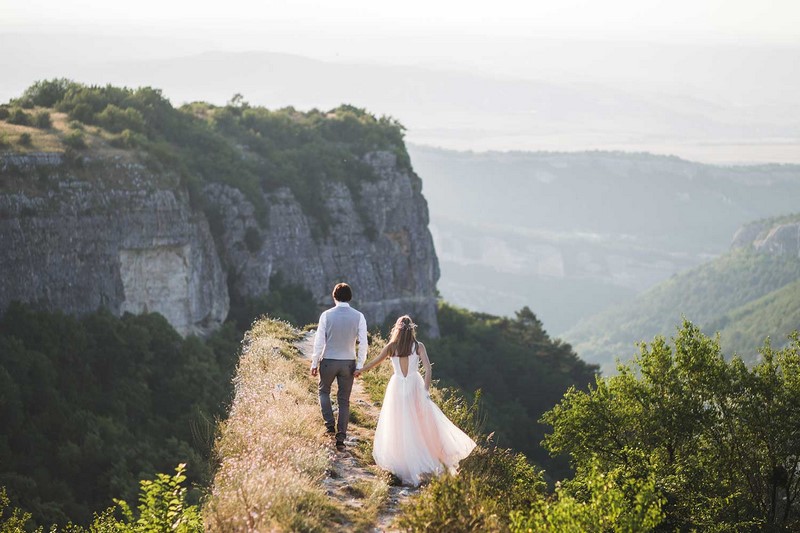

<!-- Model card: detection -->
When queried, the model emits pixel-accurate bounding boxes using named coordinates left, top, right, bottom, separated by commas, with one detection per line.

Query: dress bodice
left=390, top=349, right=419, bottom=378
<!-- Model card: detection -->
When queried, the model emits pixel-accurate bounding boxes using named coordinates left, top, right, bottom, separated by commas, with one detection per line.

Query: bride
left=355, top=315, right=476, bottom=486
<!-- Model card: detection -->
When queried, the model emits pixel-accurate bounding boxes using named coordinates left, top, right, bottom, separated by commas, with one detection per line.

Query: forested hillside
left=0, top=302, right=239, bottom=526
left=425, top=303, right=597, bottom=478
left=565, top=216, right=800, bottom=370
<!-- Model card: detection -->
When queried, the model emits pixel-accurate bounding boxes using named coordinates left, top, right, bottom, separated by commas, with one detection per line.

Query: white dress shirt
left=311, top=301, right=368, bottom=370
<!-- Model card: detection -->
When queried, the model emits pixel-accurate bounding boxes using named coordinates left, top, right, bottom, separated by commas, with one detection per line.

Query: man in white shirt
left=310, top=282, right=367, bottom=451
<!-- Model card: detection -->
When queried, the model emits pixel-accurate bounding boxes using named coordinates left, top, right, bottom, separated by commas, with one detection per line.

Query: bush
left=68, top=103, right=94, bottom=124
left=96, top=104, right=145, bottom=133
left=542, top=323, right=800, bottom=530
left=397, top=387, right=547, bottom=532
left=33, top=111, right=52, bottom=129
left=509, top=461, right=664, bottom=533
left=0, top=465, right=203, bottom=533
left=19, top=78, right=76, bottom=108
left=0, top=107, right=9, bottom=120
left=17, top=133, right=32, bottom=147
left=62, top=131, right=86, bottom=149
left=7, top=108, right=30, bottom=126
left=108, top=129, right=142, bottom=149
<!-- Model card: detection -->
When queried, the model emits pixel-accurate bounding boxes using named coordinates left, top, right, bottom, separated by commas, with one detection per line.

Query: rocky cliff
left=0, top=149, right=440, bottom=336
left=731, top=215, right=800, bottom=257
left=205, top=150, right=440, bottom=334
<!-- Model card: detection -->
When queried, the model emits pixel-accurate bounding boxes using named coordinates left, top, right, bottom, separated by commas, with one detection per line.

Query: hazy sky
left=3, top=0, right=799, bottom=44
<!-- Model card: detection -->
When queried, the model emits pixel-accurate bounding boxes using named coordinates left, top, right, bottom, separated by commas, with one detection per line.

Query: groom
left=310, top=282, right=367, bottom=451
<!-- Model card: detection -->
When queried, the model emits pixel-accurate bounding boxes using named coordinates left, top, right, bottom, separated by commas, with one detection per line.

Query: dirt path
left=295, top=332, right=417, bottom=532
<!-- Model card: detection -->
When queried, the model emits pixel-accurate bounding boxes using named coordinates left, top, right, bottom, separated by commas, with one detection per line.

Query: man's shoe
left=335, top=440, right=346, bottom=452
left=325, top=425, right=336, bottom=434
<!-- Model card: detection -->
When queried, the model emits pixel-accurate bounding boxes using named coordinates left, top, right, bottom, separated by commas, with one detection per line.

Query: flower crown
left=397, top=321, right=418, bottom=331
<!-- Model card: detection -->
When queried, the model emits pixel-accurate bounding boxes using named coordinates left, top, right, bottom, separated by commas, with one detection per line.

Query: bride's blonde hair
left=388, top=315, right=418, bottom=358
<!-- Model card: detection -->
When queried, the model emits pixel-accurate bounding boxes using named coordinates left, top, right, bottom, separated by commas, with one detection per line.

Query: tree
left=542, top=321, right=800, bottom=530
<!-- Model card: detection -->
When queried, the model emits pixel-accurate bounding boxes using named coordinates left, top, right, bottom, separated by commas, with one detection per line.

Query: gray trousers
left=318, top=359, right=356, bottom=442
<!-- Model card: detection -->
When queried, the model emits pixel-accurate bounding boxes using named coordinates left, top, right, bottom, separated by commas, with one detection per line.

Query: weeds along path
left=296, top=331, right=418, bottom=533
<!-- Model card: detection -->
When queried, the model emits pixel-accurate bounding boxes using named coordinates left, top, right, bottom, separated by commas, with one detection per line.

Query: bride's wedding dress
left=372, top=347, right=476, bottom=486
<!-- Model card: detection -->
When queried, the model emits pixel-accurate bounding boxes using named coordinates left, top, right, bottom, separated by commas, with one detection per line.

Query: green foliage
left=15, top=79, right=409, bottom=237
left=95, top=105, right=145, bottom=134
left=398, top=401, right=547, bottom=532
left=0, top=486, right=35, bottom=533
left=428, top=303, right=598, bottom=479
left=6, top=108, right=30, bottom=126
left=0, top=465, right=201, bottom=533
left=0, top=107, right=9, bottom=121
left=509, top=461, right=664, bottom=533
left=710, top=278, right=800, bottom=358
left=96, top=464, right=201, bottom=533
left=227, top=272, right=320, bottom=332
left=0, top=303, right=241, bottom=527
left=16, top=133, right=31, bottom=147
left=32, top=111, right=52, bottom=129
left=62, top=131, right=86, bottom=149
left=16, top=79, right=78, bottom=108
left=568, top=247, right=800, bottom=368
left=542, top=321, right=800, bottom=530
left=108, top=129, right=142, bottom=149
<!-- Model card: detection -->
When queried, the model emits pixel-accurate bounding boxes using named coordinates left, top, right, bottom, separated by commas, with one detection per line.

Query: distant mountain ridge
left=2, top=45, right=798, bottom=163
left=563, top=214, right=800, bottom=370
left=409, top=144, right=800, bottom=334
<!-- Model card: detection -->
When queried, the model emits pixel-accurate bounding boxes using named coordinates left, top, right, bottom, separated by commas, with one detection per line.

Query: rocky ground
left=296, top=332, right=417, bottom=532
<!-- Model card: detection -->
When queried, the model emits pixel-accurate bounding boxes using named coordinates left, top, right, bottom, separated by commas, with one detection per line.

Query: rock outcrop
left=0, top=152, right=229, bottom=336
left=731, top=216, right=800, bottom=258
left=204, top=151, right=440, bottom=335
left=0, top=150, right=441, bottom=336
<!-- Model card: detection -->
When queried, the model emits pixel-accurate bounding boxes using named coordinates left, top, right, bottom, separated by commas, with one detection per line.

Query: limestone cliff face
left=204, top=151, right=441, bottom=335
left=731, top=217, right=800, bottom=258
left=0, top=152, right=229, bottom=336
left=0, top=150, right=441, bottom=335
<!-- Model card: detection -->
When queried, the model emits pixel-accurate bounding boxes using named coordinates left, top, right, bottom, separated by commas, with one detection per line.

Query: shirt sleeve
left=311, top=312, right=327, bottom=368
left=356, top=312, right=368, bottom=369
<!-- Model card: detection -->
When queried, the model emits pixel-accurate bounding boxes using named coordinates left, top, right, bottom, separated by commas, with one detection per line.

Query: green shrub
left=68, top=103, right=94, bottom=124
left=90, top=464, right=202, bottom=533
left=17, top=133, right=32, bottom=146
left=0, top=107, right=9, bottom=120
left=19, top=78, right=77, bottom=107
left=109, top=129, right=142, bottom=149
left=0, top=465, right=202, bottom=533
left=397, top=386, right=547, bottom=532
left=96, top=104, right=145, bottom=133
left=227, top=272, right=319, bottom=332
left=7, top=108, right=30, bottom=126
left=542, top=323, right=800, bottom=529
left=509, top=461, right=664, bottom=533
left=62, top=131, right=86, bottom=149
left=33, top=111, right=52, bottom=129
left=244, top=226, right=262, bottom=253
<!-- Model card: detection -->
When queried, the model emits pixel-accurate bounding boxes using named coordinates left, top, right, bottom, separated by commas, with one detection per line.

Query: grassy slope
left=204, top=319, right=391, bottom=532
left=564, top=248, right=800, bottom=369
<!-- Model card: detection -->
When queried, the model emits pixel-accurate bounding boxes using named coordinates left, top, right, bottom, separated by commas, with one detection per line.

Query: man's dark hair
left=332, top=283, right=352, bottom=302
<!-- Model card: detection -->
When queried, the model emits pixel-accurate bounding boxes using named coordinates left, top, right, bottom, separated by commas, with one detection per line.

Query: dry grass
left=203, top=318, right=344, bottom=532
left=0, top=108, right=138, bottom=159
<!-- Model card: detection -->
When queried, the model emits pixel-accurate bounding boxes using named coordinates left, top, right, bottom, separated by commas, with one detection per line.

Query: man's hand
left=354, top=369, right=362, bottom=379
left=310, top=366, right=318, bottom=377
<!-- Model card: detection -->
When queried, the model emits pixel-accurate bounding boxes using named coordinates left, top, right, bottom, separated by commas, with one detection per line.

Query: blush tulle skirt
left=372, top=372, right=477, bottom=486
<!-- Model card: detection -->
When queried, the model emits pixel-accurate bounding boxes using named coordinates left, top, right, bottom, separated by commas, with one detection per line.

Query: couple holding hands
left=310, top=283, right=475, bottom=486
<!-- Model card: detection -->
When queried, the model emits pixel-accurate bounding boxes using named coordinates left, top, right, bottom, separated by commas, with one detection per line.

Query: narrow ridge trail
left=296, top=331, right=417, bottom=532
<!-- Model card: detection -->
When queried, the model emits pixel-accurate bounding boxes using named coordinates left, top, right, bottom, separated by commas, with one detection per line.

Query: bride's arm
left=418, top=343, right=432, bottom=390
left=357, top=344, right=391, bottom=375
